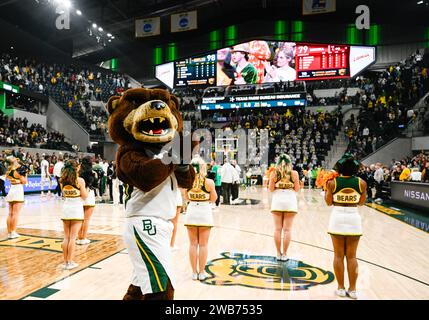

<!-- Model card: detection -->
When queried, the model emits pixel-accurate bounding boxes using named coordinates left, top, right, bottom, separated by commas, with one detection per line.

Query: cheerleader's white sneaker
left=10, top=232, right=20, bottom=239
left=281, top=255, right=289, bottom=261
left=192, top=273, right=198, bottom=281
left=198, top=273, right=208, bottom=281
left=335, top=289, right=347, bottom=297
left=80, top=239, right=91, bottom=245
left=66, top=262, right=79, bottom=270
left=347, top=290, right=358, bottom=299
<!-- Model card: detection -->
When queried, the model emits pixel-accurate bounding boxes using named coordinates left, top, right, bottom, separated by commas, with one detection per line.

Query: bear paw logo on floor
left=203, top=252, right=334, bottom=290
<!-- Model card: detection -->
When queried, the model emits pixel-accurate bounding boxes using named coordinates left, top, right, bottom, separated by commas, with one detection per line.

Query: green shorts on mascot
left=107, top=88, right=196, bottom=300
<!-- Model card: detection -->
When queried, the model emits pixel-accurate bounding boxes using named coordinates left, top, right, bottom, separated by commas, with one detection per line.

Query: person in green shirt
left=231, top=43, right=258, bottom=84
left=309, top=166, right=318, bottom=189
left=210, top=161, right=222, bottom=208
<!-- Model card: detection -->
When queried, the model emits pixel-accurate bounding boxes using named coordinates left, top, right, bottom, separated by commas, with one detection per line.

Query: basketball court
left=1, top=186, right=428, bottom=300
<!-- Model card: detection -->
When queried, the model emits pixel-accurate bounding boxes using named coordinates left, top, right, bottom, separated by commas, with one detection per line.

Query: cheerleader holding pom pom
left=325, top=154, right=367, bottom=299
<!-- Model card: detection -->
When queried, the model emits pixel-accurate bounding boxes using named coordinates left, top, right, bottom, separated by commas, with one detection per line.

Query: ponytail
left=275, top=154, right=293, bottom=182
left=191, top=158, right=207, bottom=190
left=60, top=160, right=79, bottom=187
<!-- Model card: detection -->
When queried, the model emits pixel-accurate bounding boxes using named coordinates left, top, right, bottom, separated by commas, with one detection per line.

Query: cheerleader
left=77, top=156, right=98, bottom=245
left=325, top=154, right=367, bottom=299
left=5, top=156, right=27, bottom=239
left=60, top=160, right=88, bottom=270
left=170, top=188, right=183, bottom=250
left=184, top=157, right=217, bottom=281
left=268, top=154, right=300, bottom=261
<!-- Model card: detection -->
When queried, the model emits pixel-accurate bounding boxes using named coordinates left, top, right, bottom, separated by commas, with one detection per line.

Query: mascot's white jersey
left=124, top=174, right=178, bottom=220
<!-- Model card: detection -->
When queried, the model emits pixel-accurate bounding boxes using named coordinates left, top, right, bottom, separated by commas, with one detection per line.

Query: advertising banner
left=390, top=181, right=429, bottom=212
left=4, top=175, right=58, bottom=194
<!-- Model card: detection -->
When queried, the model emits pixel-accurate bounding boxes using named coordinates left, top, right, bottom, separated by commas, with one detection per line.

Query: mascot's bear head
left=107, top=88, right=182, bottom=146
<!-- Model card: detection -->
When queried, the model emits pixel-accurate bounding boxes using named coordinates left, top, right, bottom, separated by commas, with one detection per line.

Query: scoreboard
left=174, top=54, right=216, bottom=87
left=155, top=40, right=376, bottom=88
left=296, top=44, right=350, bottom=80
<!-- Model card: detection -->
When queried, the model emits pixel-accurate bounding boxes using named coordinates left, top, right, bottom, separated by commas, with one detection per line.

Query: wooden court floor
left=0, top=187, right=428, bottom=300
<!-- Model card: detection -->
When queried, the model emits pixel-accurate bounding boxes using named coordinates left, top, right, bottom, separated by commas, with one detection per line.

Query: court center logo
left=203, top=252, right=334, bottom=290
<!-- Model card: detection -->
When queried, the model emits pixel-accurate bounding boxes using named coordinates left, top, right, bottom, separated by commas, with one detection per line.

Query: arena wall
left=361, top=137, right=412, bottom=166
left=11, top=109, right=47, bottom=128
left=412, top=136, right=429, bottom=151
left=46, top=98, right=90, bottom=151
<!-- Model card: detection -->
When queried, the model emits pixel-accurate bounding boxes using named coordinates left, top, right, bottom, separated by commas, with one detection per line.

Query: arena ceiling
left=1, top=0, right=428, bottom=65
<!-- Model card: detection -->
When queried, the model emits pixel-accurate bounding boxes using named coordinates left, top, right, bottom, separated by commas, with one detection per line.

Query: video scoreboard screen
left=296, top=44, right=350, bottom=80
left=174, top=54, right=216, bottom=87
left=155, top=40, right=375, bottom=88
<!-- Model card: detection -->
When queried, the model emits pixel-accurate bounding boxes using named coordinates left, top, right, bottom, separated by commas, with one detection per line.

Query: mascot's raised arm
left=107, top=88, right=196, bottom=300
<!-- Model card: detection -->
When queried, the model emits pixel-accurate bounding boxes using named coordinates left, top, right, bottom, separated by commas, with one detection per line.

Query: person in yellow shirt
left=399, top=164, right=411, bottom=181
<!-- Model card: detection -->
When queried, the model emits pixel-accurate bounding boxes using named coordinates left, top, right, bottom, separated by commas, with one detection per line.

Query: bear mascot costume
left=107, top=88, right=196, bottom=300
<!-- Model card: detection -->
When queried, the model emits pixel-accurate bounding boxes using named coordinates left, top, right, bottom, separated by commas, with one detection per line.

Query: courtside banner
left=390, top=181, right=429, bottom=211
left=302, top=0, right=336, bottom=15
left=135, top=17, right=161, bottom=37
left=4, top=175, right=57, bottom=194
left=171, top=10, right=197, bottom=33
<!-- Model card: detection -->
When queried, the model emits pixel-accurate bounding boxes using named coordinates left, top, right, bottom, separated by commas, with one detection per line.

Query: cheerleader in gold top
left=184, top=157, right=217, bottom=281
left=268, top=154, right=300, bottom=262
left=325, top=154, right=367, bottom=299
left=60, top=160, right=88, bottom=270
left=5, top=156, right=28, bottom=239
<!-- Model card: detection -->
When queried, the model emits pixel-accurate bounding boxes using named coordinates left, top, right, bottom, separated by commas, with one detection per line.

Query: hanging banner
left=135, top=17, right=161, bottom=37
left=171, top=10, right=197, bottom=33
left=302, top=0, right=336, bottom=15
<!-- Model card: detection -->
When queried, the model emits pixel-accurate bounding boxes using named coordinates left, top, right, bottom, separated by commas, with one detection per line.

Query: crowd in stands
left=1, top=49, right=428, bottom=172
left=345, top=51, right=429, bottom=159
left=0, top=53, right=130, bottom=139
left=79, top=100, right=108, bottom=139
left=0, top=113, right=71, bottom=151
left=184, top=106, right=343, bottom=167
left=354, top=152, right=429, bottom=204
left=173, top=88, right=203, bottom=112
